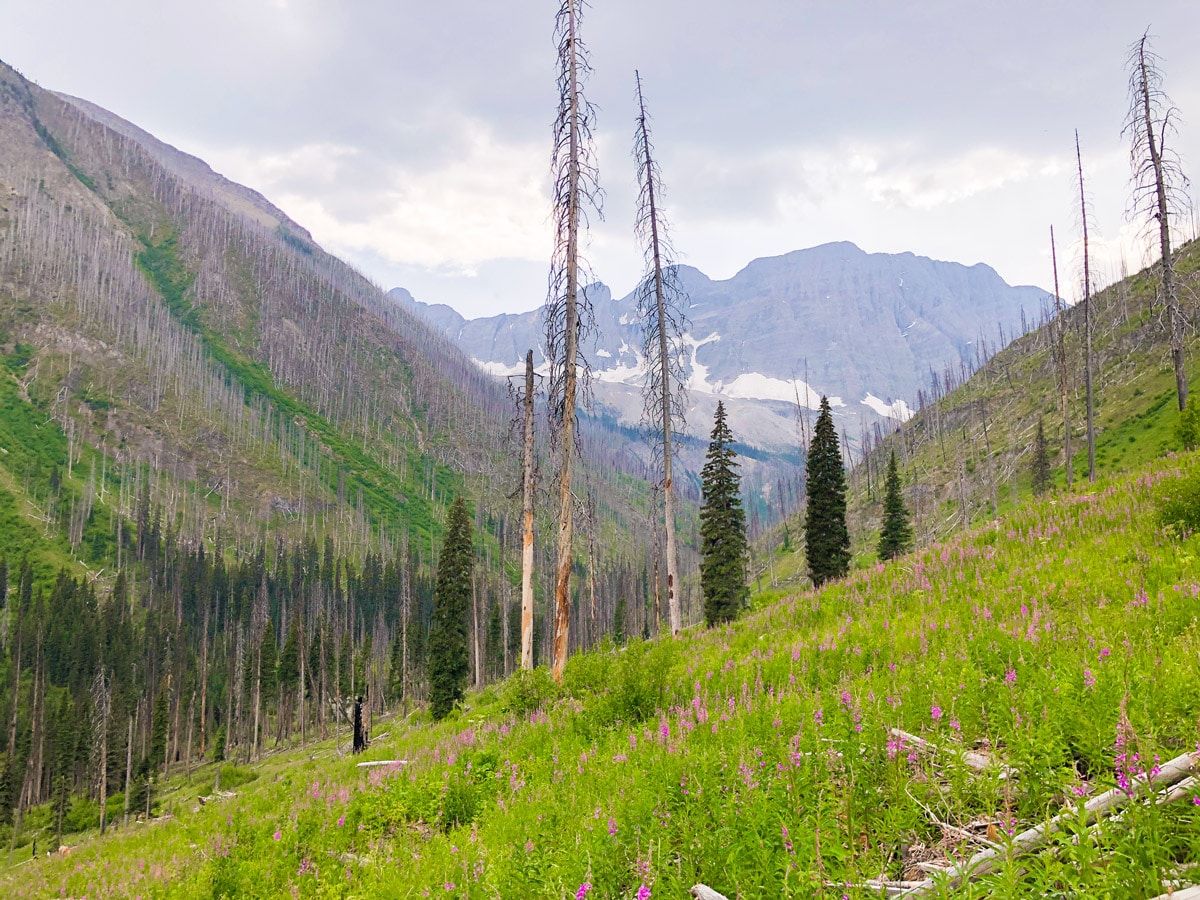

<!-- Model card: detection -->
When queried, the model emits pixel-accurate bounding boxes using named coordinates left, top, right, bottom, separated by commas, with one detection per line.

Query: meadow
left=4, top=455, right=1200, bottom=899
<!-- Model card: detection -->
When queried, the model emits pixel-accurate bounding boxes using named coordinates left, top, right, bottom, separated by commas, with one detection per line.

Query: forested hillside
left=0, top=56, right=684, bottom=844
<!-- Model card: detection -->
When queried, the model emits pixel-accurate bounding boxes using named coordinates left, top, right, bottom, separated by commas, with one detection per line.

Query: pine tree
left=699, top=401, right=748, bottom=626
left=877, top=450, right=913, bottom=561
left=1031, top=417, right=1052, bottom=495
left=428, top=496, right=474, bottom=720
left=805, top=396, right=850, bottom=586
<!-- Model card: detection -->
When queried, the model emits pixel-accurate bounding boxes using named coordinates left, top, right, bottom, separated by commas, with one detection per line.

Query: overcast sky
left=5, top=1, right=1200, bottom=318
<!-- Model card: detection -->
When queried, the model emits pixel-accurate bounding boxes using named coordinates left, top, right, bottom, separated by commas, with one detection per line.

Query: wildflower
left=273, top=830, right=282, bottom=841
left=337, top=815, right=345, bottom=828
left=782, top=824, right=793, bottom=853
left=1004, top=669, right=1017, bottom=686
left=1099, top=647, right=1110, bottom=660
left=608, top=816, right=618, bottom=836
left=1083, top=668, right=1095, bottom=690
left=575, top=883, right=593, bottom=899
left=637, top=884, right=652, bottom=900
left=931, top=705, right=942, bottom=721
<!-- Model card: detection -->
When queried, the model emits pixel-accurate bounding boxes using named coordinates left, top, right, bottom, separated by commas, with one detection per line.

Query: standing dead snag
left=632, top=70, right=689, bottom=638
left=1050, top=226, right=1071, bottom=489
left=520, top=350, right=537, bottom=670
left=544, top=0, right=601, bottom=682
left=1075, top=130, right=1096, bottom=483
left=1125, top=31, right=1190, bottom=411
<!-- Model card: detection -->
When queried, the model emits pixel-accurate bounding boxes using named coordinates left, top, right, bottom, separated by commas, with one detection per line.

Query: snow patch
left=473, top=358, right=549, bottom=378
left=861, top=393, right=915, bottom=422
left=723, top=373, right=828, bottom=408
left=595, top=348, right=612, bottom=358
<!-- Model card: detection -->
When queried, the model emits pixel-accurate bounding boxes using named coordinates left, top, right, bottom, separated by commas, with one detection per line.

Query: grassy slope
left=5, top=454, right=1199, bottom=899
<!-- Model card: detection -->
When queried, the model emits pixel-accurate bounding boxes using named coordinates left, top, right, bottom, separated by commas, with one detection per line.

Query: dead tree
left=1076, top=130, right=1096, bottom=482
left=545, top=0, right=601, bottom=682
left=1125, top=31, right=1190, bottom=410
left=1051, top=225, right=1072, bottom=488
left=520, top=351, right=537, bottom=669
left=632, top=70, right=689, bottom=638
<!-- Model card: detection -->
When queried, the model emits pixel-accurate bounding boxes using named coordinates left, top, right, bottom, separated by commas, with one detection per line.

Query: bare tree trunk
left=550, top=0, right=587, bottom=683
left=123, top=713, right=134, bottom=828
left=521, top=350, right=536, bottom=670
left=1132, top=34, right=1186, bottom=409
left=645, top=97, right=681, bottom=637
left=1076, top=131, right=1096, bottom=482
left=1051, top=226, right=1071, bottom=489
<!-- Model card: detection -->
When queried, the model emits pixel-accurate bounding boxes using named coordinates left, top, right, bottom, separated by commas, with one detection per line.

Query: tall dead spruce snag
left=544, top=0, right=601, bottom=682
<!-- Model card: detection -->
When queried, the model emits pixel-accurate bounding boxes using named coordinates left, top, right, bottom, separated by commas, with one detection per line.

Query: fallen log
left=897, top=749, right=1200, bottom=897
left=690, top=885, right=730, bottom=900
left=356, top=760, right=408, bottom=769
left=889, top=728, right=1014, bottom=778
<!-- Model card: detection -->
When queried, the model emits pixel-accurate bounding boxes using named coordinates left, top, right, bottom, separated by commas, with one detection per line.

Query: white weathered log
left=828, top=879, right=929, bottom=898
left=889, top=728, right=1014, bottom=778
left=898, top=749, right=1200, bottom=897
left=355, top=760, right=407, bottom=768
left=691, top=885, right=730, bottom=900
left=1148, top=887, right=1200, bottom=900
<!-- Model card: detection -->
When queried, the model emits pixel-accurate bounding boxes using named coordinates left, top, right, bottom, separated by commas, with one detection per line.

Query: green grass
left=7, top=454, right=1200, bottom=898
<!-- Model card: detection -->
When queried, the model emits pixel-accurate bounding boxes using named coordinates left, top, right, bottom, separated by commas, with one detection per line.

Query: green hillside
left=5, top=454, right=1198, bottom=898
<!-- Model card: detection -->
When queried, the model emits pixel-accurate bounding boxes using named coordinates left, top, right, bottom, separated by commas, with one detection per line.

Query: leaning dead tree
left=1125, top=31, right=1190, bottom=411
left=545, top=0, right=601, bottom=682
left=632, top=70, right=689, bottom=638
left=1076, top=130, right=1097, bottom=483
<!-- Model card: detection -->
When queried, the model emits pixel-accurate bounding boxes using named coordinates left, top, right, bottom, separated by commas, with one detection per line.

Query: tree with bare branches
left=632, top=71, right=689, bottom=638
left=1125, top=31, right=1190, bottom=411
left=544, top=0, right=601, bottom=682
left=1076, top=130, right=1096, bottom=483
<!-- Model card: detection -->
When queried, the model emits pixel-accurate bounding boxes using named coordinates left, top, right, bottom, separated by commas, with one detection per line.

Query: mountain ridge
left=390, top=240, right=1052, bottom=450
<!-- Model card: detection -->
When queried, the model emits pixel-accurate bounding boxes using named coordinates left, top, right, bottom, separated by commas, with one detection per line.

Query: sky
left=4, top=1, right=1200, bottom=319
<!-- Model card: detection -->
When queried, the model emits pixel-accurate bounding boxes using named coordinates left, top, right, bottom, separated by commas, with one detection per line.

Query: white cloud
left=198, top=121, right=551, bottom=275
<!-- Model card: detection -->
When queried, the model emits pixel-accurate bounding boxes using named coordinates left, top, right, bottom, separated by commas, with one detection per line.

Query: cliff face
left=392, top=242, right=1049, bottom=449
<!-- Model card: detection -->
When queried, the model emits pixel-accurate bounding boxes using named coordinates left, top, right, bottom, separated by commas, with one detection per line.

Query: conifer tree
left=805, top=396, right=850, bottom=586
left=877, top=450, right=913, bottom=561
left=428, top=496, right=473, bottom=720
left=1031, top=417, right=1052, bottom=495
left=699, top=401, right=748, bottom=626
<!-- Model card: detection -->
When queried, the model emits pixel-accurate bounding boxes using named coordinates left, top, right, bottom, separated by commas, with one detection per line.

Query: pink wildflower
left=575, top=883, right=593, bottom=899
left=637, top=884, right=652, bottom=900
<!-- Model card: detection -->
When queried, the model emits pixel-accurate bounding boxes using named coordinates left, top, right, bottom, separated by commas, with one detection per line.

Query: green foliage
left=427, top=496, right=473, bottom=720
left=805, top=395, right=850, bottom=585
left=1177, top=395, right=1200, bottom=451
left=502, top=666, right=561, bottom=717
left=1157, top=466, right=1200, bottom=535
left=1031, top=415, right=1053, bottom=495
left=877, top=450, right=913, bottom=560
left=8, top=459, right=1200, bottom=899
left=211, top=725, right=227, bottom=762
left=699, top=401, right=749, bottom=626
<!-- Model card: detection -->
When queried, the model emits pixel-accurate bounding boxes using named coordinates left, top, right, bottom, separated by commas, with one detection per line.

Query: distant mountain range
left=390, top=242, right=1052, bottom=450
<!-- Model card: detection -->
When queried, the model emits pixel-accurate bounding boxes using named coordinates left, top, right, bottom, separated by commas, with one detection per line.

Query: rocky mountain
left=391, top=243, right=1052, bottom=450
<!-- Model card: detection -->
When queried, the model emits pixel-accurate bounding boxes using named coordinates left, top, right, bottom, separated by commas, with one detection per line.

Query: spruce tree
left=877, top=450, right=913, bottom=561
left=805, top=396, right=850, bottom=586
left=699, top=401, right=748, bottom=626
left=1031, top=416, right=1052, bottom=495
left=428, top=496, right=473, bottom=720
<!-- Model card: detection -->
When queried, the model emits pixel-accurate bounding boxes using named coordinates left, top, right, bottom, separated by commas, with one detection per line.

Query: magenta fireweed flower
left=931, top=705, right=942, bottom=721
left=608, top=816, right=618, bottom=836
left=636, top=884, right=652, bottom=900
left=273, top=829, right=281, bottom=841
left=1083, top=668, right=1096, bottom=689
left=575, top=883, right=593, bottom=899
left=1004, top=669, right=1017, bottom=686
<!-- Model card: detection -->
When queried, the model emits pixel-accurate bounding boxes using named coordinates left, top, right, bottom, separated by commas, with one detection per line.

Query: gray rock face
left=391, top=242, right=1050, bottom=448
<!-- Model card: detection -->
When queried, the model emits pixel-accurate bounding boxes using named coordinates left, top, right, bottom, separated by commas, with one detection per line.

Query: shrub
left=501, top=666, right=561, bottom=717
left=1157, top=467, right=1200, bottom=535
